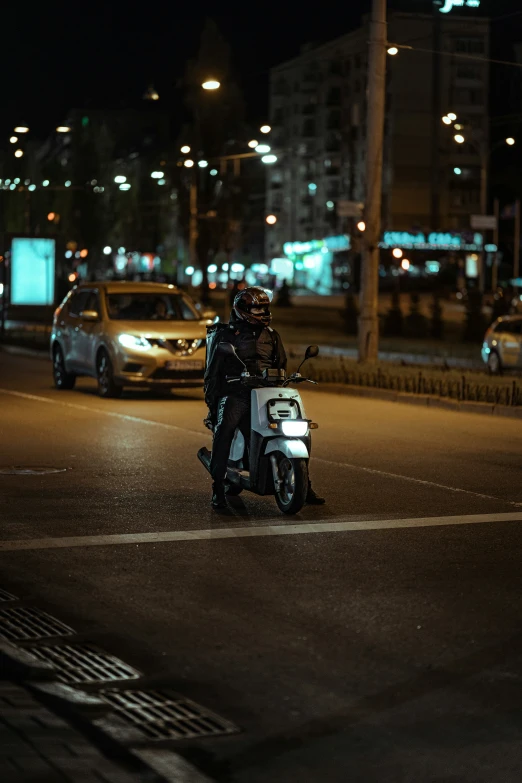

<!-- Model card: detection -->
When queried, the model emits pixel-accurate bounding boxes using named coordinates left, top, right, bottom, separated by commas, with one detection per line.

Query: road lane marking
left=314, top=457, right=522, bottom=508
left=0, top=512, right=520, bottom=552
left=0, top=388, right=204, bottom=437
left=2, top=387, right=520, bottom=508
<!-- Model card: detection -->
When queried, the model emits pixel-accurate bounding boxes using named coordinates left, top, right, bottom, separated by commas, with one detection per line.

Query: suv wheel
left=53, top=345, right=76, bottom=390
left=487, top=350, right=502, bottom=375
left=97, top=350, right=123, bottom=398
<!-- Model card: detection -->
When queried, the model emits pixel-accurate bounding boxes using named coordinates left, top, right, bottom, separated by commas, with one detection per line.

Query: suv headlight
left=281, top=420, right=308, bottom=437
left=118, top=334, right=151, bottom=350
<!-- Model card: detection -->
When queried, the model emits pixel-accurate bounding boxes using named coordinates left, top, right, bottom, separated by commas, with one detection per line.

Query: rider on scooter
left=204, top=286, right=325, bottom=510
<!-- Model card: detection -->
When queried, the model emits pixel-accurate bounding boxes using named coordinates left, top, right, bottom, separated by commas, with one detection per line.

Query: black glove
left=203, top=411, right=215, bottom=431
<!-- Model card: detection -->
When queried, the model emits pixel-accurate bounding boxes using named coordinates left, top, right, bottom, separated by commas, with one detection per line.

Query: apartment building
left=265, top=9, right=490, bottom=260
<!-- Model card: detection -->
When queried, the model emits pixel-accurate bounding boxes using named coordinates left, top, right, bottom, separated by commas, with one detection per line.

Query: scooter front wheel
left=273, top=455, right=308, bottom=515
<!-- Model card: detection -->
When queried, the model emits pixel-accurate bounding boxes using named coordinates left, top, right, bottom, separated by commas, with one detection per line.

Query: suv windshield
left=105, top=293, right=199, bottom=321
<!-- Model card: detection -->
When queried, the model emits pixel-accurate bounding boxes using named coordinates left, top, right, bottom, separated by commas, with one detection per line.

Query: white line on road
left=0, top=512, right=521, bottom=553
left=2, top=387, right=521, bottom=508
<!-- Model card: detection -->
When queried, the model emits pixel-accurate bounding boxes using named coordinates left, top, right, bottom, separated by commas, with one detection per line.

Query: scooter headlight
left=281, top=420, right=308, bottom=437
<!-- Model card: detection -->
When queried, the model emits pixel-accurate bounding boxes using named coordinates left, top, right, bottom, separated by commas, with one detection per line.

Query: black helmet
left=233, top=287, right=273, bottom=326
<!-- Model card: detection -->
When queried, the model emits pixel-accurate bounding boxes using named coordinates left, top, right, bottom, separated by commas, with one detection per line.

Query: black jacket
left=204, top=314, right=287, bottom=412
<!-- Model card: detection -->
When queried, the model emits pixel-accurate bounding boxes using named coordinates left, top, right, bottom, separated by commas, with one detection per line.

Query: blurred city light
left=80, top=249, right=88, bottom=258
left=56, top=126, right=71, bottom=133
left=266, top=214, right=277, bottom=225
left=198, top=160, right=208, bottom=168
left=387, top=46, right=399, bottom=56
left=9, top=136, right=17, bottom=143
left=260, top=125, right=271, bottom=134
left=248, top=140, right=258, bottom=148
left=185, top=266, right=195, bottom=275
left=184, top=159, right=195, bottom=168
left=506, top=137, right=516, bottom=146
left=65, top=180, right=71, bottom=187
left=119, top=183, right=131, bottom=190
left=28, top=184, right=36, bottom=191
left=454, top=167, right=462, bottom=175
left=14, top=149, right=23, bottom=158
left=151, top=171, right=164, bottom=178
left=401, top=258, right=411, bottom=270
left=208, top=264, right=218, bottom=273
left=42, top=180, right=49, bottom=187
left=65, top=250, right=73, bottom=259
left=103, top=246, right=112, bottom=255
left=308, top=183, right=317, bottom=193
left=180, top=145, right=191, bottom=154
left=14, top=178, right=20, bottom=184
left=326, top=200, right=335, bottom=210
left=392, top=248, right=403, bottom=259
left=442, top=116, right=452, bottom=125
left=454, top=134, right=465, bottom=144
left=68, top=273, right=77, bottom=282
left=255, top=144, right=271, bottom=154
left=157, top=178, right=166, bottom=185
left=47, top=213, right=55, bottom=221
left=261, top=154, right=277, bottom=164
left=202, top=80, right=220, bottom=90
left=357, top=221, right=366, bottom=232
left=210, top=169, right=218, bottom=176
left=114, top=175, right=127, bottom=183
left=454, top=123, right=463, bottom=130
left=14, top=125, right=29, bottom=133
left=447, top=112, right=457, bottom=121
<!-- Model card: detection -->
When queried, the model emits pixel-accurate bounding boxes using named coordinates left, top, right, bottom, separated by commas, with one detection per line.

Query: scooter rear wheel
left=273, top=455, right=308, bottom=515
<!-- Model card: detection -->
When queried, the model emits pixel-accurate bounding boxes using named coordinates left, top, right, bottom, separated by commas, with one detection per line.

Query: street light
left=447, top=112, right=457, bottom=121
left=454, top=134, right=465, bottom=144
left=261, top=154, right=277, bottom=164
left=114, top=175, right=127, bottom=183
left=266, top=214, right=277, bottom=225
left=47, top=212, right=55, bottom=222
left=103, top=246, right=112, bottom=255
left=506, top=137, right=516, bottom=146
left=151, top=171, right=164, bottom=179
left=9, top=136, right=17, bottom=144
left=14, top=149, right=23, bottom=158
left=119, top=183, right=131, bottom=191
left=387, top=46, right=399, bottom=56
left=401, top=259, right=411, bottom=271
left=255, top=144, right=271, bottom=154
left=202, top=80, right=220, bottom=90
left=260, top=125, right=271, bottom=134
left=392, top=248, right=403, bottom=259
left=180, top=145, right=191, bottom=154
left=357, top=220, right=366, bottom=232
left=248, top=139, right=258, bottom=148
left=14, top=125, right=29, bottom=133
left=56, top=126, right=71, bottom=133
left=184, top=159, right=195, bottom=168
left=198, top=160, right=208, bottom=168
left=454, top=167, right=462, bottom=175
left=442, top=116, right=452, bottom=125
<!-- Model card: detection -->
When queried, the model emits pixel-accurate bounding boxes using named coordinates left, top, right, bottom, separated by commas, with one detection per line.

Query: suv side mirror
left=305, top=345, right=319, bottom=360
left=80, top=310, right=99, bottom=322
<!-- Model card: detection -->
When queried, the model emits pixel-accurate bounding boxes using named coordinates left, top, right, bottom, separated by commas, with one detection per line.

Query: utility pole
left=515, top=199, right=521, bottom=280
left=479, top=143, right=488, bottom=292
left=492, top=197, right=499, bottom=291
left=358, top=0, right=387, bottom=362
left=189, top=174, right=198, bottom=270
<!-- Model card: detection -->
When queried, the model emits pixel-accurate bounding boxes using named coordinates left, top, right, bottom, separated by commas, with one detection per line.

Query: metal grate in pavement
left=0, top=607, right=74, bottom=641
left=0, top=589, right=17, bottom=602
left=29, top=644, right=141, bottom=684
left=98, top=689, right=239, bottom=741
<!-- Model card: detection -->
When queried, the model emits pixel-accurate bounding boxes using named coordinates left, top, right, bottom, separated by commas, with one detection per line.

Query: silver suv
left=482, top=315, right=522, bottom=374
left=51, top=282, right=211, bottom=397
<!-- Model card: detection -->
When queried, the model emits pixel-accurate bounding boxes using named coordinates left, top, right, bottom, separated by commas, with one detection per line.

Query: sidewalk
left=0, top=681, right=146, bottom=782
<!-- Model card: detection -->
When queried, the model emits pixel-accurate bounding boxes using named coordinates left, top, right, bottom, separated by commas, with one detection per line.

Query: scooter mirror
left=305, top=345, right=319, bottom=360
left=217, top=342, right=237, bottom=357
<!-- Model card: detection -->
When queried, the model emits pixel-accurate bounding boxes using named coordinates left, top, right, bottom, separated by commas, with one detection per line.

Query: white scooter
left=198, top=344, right=320, bottom=514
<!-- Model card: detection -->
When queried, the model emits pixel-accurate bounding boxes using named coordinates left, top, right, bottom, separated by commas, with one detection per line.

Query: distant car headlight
left=118, top=333, right=151, bottom=350
left=281, top=420, right=308, bottom=437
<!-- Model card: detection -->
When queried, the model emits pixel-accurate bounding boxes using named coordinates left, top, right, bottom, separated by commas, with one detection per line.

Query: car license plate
left=165, top=360, right=204, bottom=371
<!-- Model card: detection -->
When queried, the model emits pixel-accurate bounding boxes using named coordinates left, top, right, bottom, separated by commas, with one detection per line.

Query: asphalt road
left=2, top=350, right=522, bottom=782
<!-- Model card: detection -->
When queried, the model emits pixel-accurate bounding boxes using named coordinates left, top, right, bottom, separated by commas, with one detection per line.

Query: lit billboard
left=11, top=238, right=56, bottom=305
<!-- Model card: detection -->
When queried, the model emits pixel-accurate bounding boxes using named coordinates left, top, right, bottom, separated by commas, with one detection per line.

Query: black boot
left=211, top=482, right=228, bottom=510
left=306, top=484, right=326, bottom=505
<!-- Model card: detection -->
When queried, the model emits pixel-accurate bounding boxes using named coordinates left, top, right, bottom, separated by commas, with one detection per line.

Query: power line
left=394, top=43, right=522, bottom=70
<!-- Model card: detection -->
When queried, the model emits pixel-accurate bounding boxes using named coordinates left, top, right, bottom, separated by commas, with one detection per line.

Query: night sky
left=2, top=0, right=520, bottom=139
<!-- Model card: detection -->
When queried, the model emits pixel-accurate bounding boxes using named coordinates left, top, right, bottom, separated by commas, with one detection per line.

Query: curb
left=309, top=382, right=522, bottom=420
left=0, top=640, right=215, bottom=782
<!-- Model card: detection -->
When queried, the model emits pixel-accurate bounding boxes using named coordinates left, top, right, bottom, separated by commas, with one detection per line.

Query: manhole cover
left=0, top=466, right=68, bottom=475
left=98, top=689, right=239, bottom=740
left=0, top=607, right=75, bottom=641
left=30, top=645, right=141, bottom=684
left=0, top=589, right=17, bottom=602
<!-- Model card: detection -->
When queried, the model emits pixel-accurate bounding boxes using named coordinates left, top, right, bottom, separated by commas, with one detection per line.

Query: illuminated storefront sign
left=379, top=231, right=484, bottom=251
left=283, top=234, right=350, bottom=257
left=438, top=0, right=480, bottom=13
left=11, top=237, right=56, bottom=305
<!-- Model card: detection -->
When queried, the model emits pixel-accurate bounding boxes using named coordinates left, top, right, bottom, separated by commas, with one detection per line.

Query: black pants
left=210, top=395, right=251, bottom=483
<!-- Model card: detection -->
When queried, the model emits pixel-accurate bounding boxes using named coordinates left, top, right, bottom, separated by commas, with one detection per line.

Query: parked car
left=51, top=282, right=213, bottom=397
left=482, top=315, right=522, bottom=374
